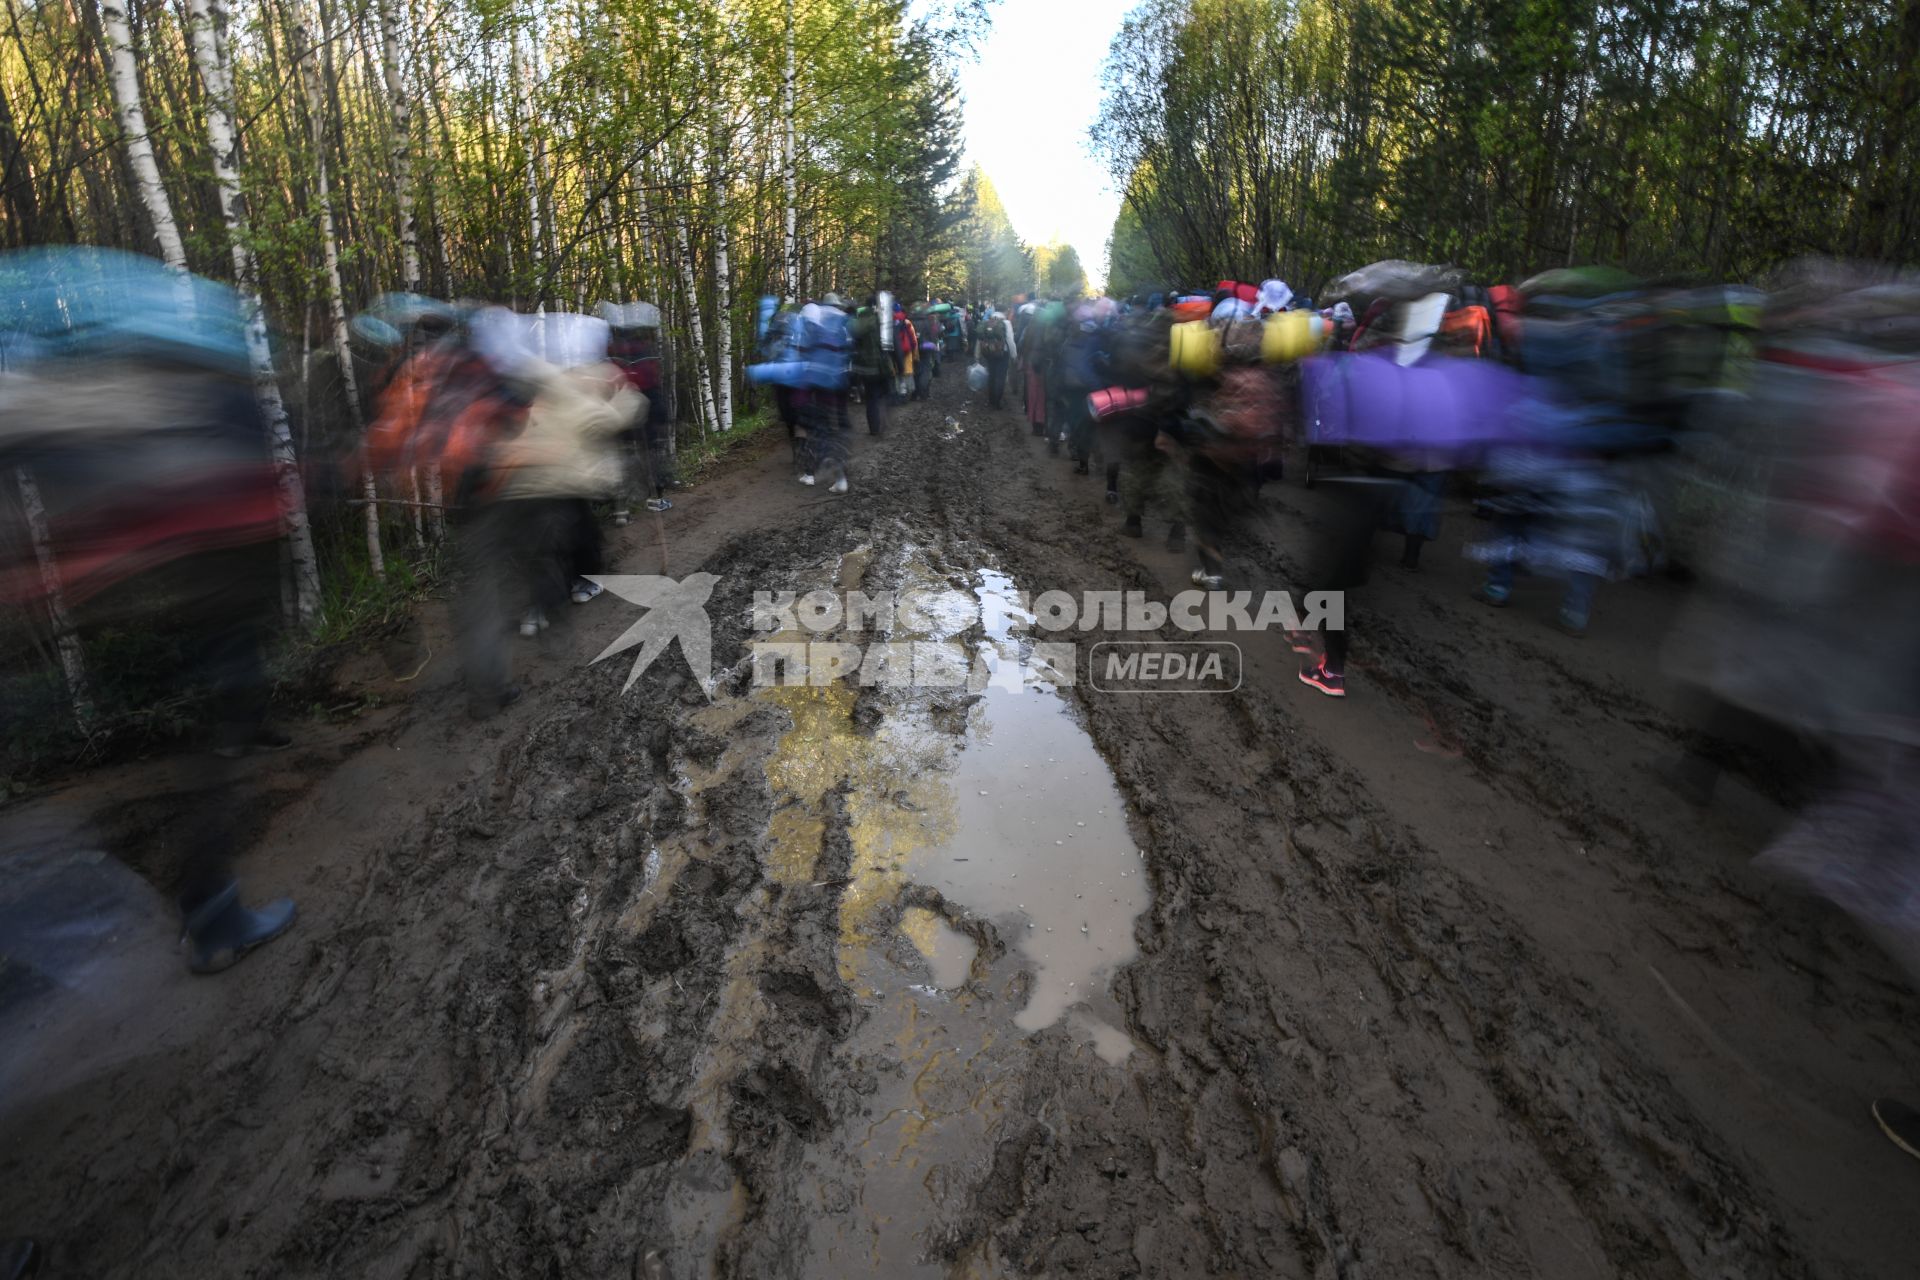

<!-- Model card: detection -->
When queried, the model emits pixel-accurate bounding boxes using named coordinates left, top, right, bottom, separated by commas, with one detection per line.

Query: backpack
left=850, top=310, right=885, bottom=379
left=979, top=320, right=1008, bottom=359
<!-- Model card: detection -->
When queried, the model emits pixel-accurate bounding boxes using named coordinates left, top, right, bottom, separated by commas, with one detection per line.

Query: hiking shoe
left=1122, top=514, right=1143, bottom=538
left=1298, top=658, right=1346, bottom=698
left=1874, top=1098, right=1920, bottom=1160
left=645, top=497, right=673, bottom=512
left=571, top=579, right=604, bottom=605
left=1473, top=585, right=1510, bottom=608
left=1166, top=523, right=1186, bottom=552
left=1190, top=568, right=1223, bottom=590
left=182, top=882, right=296, bottom=975
left=829, top=476, right=849, bottom=495
left=1554, top=609, right=1589, bottom=638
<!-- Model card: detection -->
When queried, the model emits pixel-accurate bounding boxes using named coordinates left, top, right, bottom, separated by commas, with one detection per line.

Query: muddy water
left=918, top=569, right=1147, bottom=1041
left=710, top=545, right=1150, bottom=1274
left=757, top=548, right=1148, bottom=1044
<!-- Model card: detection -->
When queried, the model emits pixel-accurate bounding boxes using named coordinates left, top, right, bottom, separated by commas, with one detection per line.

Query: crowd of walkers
left=939, top=259, right=1920, bottom=1157
left=4, top=242, right=1919, bottom=1164
left=362, top=298, right=681, bottom=712
left=0, top=254, right=692, bottom=973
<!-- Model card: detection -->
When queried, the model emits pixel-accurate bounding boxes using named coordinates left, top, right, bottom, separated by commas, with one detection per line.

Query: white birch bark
left=377, top=0, right=419, bottom=294
left=781, top=0, right=797, bottom=302
left=711, top=136, right=734, bottom=433
left=15, top=467, right=93, bottom=730
left=513, top=20, right=544, bottom=309
left=99, top=0, right=185, bottom=272
left=673, top=211, right=717, bottom=436
left=186, top=0, right=323, bottom=624
left=296, top=16, right=388, bottom=573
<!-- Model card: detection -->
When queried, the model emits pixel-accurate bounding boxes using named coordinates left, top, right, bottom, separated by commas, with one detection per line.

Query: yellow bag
left=1261, top=310, right=1325, bottom=363
left=1169, top=320, right=1221, bottom=378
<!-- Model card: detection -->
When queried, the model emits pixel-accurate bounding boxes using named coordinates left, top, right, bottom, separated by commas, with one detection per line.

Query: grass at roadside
left=670, top=405, right=782, bottom=485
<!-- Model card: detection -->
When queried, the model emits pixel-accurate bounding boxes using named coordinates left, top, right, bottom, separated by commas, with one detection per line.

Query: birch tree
left=378, top=0, right=420, bottom=294
left=780, top=0, right=797, bottom=301
left=98, top=0, right=185, bottom=271
left=296, top=15, right=384, bottom=577
left=185, top=0, right=322, bottom=624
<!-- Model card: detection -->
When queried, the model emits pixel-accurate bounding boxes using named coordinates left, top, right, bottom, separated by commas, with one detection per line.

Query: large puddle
left=757, top=546, right=1149, bottom=1050
left=750, top=545, right=1150, bottom=1274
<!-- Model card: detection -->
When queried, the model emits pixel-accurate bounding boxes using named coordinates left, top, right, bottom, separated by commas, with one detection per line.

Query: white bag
left=966, top=361, right=988, bottom=392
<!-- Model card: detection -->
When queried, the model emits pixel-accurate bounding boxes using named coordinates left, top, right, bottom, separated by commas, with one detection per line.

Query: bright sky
left=956, top=0, right=1134, bottom=291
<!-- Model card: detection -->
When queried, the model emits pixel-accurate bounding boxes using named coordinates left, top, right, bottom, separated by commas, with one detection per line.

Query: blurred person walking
left=0, top=248, right=296, bottom=971
left=976, top=304, right=1016, bottom=409
left=850, top=293, right=894, bottom=437
left=602, top=301, right=675, bottom=517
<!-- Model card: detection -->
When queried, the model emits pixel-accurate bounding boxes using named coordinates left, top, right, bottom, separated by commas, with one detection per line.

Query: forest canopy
left=1094, top=0, right=1920, bottom=297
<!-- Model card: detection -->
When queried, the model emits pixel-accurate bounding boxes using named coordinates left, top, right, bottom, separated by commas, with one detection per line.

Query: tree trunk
left=186, top=0, right=323, bottom=625
left=296, top=15, right=386, bottom=576
left=673, top=210, right=717, bottom=436
left=781, top=0, right=797, bottom=300
left=15, top=466, right=93, bottom=731
left=378, top=0, right=419, bottom=293
left=99, top=0, right=185, bottom=270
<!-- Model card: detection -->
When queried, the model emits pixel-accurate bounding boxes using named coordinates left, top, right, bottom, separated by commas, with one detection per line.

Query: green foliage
left=1092, top=0, right=1920, bottom=290
left=1034, top=241, right=1087, bottom=296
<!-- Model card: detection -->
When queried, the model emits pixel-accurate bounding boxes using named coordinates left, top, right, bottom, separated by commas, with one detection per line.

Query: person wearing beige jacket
left=456, top=310, right=642, bottom=714
left=495, top=358, right=642, bottom=632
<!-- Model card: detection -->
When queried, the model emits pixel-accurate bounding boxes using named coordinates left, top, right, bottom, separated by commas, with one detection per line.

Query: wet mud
left=2, top=380, right=1917, bottom=1279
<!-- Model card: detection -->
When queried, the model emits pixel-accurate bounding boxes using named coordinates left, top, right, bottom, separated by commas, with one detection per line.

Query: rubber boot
left=1400, top=534, right=1426, bottom=570
left=1166, top=522, right=1186, bottom=552
left=182, top=881, right=296, bottom=975
left=1122, top=514, right=1143, bottom=538
left=1105, top=462, right=1121, bottom=504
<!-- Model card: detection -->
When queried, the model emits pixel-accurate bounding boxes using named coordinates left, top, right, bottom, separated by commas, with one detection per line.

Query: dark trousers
left=862, top=376, right=891, bottom=435
left=454, top=497, right=532, bottom=704
left=1309, top=477, right=1399, bottom=672
left=807, top=390, right=851, bottom=478
left=986, top=356, right=1009, bottom=408
left=176, top=543, right=279, bottom=908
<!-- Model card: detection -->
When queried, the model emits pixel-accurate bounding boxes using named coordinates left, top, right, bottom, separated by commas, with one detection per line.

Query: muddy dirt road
left=3, top=376, right=1917, bottom=1279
